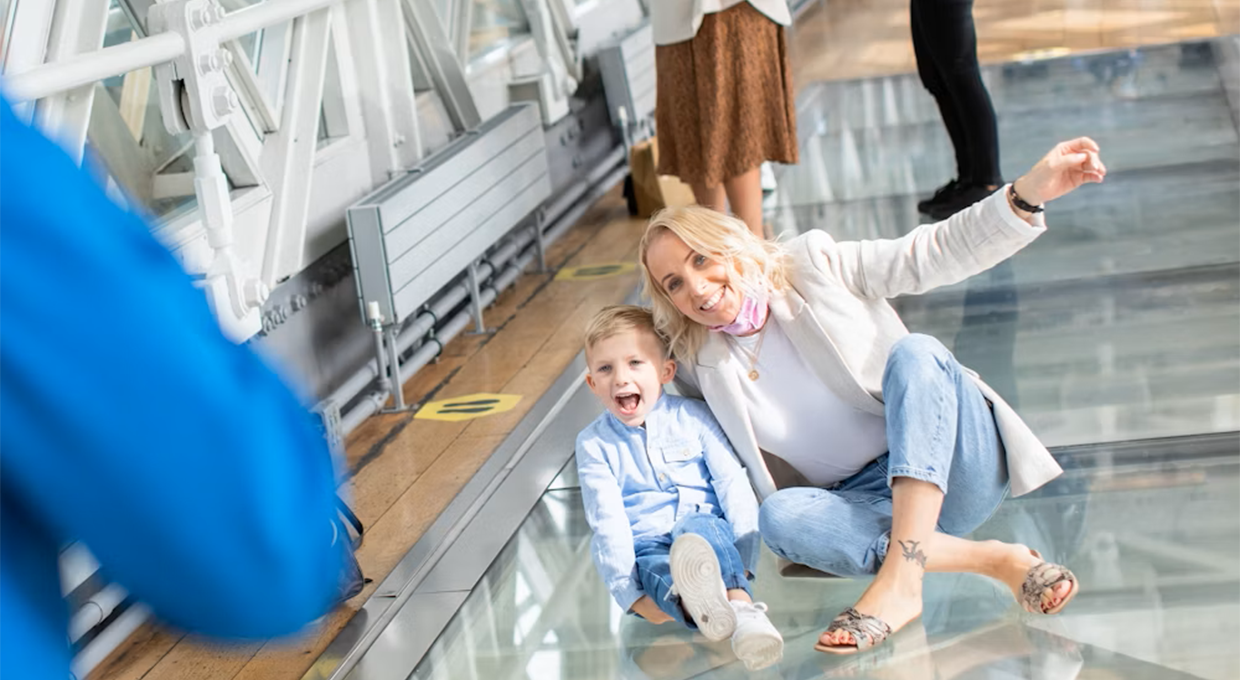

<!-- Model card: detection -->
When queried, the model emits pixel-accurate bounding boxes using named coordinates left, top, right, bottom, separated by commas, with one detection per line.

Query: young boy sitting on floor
left=576, top=305, right=783, bottom=670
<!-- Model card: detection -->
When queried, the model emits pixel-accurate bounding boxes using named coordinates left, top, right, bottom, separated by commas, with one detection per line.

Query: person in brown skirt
left=651, top=1, right=799, bottom=238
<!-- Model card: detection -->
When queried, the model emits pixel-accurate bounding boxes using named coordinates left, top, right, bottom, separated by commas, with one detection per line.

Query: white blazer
left=675, top=188, right=1064, bottom=500
left=649, top=1, right=792, bottom=46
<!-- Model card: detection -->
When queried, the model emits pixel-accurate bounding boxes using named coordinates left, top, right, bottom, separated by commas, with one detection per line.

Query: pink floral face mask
left=710, top=291, right=769, bottom=336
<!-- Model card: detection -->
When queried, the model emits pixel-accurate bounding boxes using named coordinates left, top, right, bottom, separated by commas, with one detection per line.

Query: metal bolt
left=219, top=49, right=233, bottom=67
left=199, top=53, right=222, bottom=74
left=189, top=8, right=209, bottom=29
left=211, top=4, right=226, bottom=22
left=211, top=86, right=238, bottom=116
left=244, top=279, right=269, bottom=308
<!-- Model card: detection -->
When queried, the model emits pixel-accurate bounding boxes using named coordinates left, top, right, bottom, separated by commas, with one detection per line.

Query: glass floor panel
left=768, top=39, right=1240, bottom=448
left=404, top=39, right=1240, bottom=680
left=412, top=435, right=1239, bottom=680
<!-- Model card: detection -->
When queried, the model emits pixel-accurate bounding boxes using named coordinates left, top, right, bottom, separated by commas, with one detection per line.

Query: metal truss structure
left=0, top=0, right=651, bottom=676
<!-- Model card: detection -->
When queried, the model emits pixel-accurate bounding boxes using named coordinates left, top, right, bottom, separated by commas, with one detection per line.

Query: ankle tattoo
left=898, top=540, right=928, bottom=570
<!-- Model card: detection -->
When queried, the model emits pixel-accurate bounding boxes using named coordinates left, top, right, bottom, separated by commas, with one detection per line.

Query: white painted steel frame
left=3, top=0, right=639, bottom=314
left=258, top=8, right=333, bottom=284
left=2, top=2, right=643, bottom=674
left=33, top=0, right=110, bottom=165
left=3, top=0, right=337, bottom=103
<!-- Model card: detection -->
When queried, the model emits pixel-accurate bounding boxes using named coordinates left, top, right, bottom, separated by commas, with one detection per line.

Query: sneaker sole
left=669, top=534, right=735, bottom=642
left=734, top=627, right=784, bottom=671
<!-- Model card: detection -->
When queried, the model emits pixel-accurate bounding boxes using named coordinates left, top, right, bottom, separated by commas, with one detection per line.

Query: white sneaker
left=669, top=533, right=736, bottom=641
left=730, top=601, right=784, bottom=671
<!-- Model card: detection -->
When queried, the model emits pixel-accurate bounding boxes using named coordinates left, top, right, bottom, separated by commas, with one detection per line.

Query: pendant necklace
left=733, top=322, right=769, bottom=381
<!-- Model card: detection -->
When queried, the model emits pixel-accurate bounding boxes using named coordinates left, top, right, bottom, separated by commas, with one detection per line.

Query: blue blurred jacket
left=0, top=101, right=344, bottom=678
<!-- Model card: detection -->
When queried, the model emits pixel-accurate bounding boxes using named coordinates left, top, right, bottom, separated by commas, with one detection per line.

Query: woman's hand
left=630, top=594, right=674, bottom=624
left=1012, top=137, right=1107, bottom=207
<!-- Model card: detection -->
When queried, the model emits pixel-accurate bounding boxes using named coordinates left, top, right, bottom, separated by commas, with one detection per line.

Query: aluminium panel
left=392, top=167, right=551, bottom=320
left=345, top=206, right=396, bottom=323
left=622, top=27, right=656, bottom=123
left=360, top=106, right=540, bottom=230
left=598, top=22, right=655, bottom=129
left=629, top=63, right=657, bottom=119
left=385, top=150, right=548, bottom=297
left=380, top=128, right=546, bottom=262
left=619, top=21, right=653, bottom=62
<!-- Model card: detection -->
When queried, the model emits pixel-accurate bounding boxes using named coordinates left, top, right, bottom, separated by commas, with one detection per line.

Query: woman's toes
left=1050, top=581, right=1072, bottom=607
left=1037, top=580, right=1072, bottom=611
left=821, top=629, right=852, bottom=646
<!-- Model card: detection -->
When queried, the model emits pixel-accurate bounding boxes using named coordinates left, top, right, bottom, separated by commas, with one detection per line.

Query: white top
left=727, top=317, right=888, bottom=486
left=677, top=188, right=1061, bottom=501
left=649, top=1, right=793, bottom=46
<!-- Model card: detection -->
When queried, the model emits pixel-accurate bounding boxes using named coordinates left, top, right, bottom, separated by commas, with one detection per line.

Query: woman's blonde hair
left=638, top=205, right=790, bottom=361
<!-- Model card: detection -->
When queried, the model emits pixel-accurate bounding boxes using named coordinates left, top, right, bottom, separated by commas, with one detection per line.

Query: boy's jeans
left=633, top=512, right=751, bottom=630
left=758, top=334, right=1010, bottom=576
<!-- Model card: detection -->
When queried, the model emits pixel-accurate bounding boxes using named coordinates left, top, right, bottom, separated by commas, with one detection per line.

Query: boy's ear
left=585, top=372, right=596, bottom=391
left=660, top=358, right=677, bottom=384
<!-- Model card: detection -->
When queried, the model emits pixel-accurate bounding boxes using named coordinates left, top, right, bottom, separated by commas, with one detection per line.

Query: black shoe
left=926, top=183, right=1001, bottom=221
left=917, top=179, right=960, bottom=214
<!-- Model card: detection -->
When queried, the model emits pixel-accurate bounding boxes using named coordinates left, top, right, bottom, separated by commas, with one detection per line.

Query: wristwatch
left=1008, top=184, right=1044, bottom=214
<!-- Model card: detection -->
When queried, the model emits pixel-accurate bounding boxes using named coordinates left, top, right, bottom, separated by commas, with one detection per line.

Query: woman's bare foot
left=990, top=542, right=1075, bottom=613
left=819, top=550, right=926, bottom=648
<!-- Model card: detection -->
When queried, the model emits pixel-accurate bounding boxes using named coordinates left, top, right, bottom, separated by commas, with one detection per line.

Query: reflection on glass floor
left=411, top=435, right=1239, bottom=680
left=406, top=40, right=1240, bottom=680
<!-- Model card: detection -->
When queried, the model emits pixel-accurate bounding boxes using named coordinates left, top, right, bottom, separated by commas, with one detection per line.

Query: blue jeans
left=758, top=334, right=1009, bottom=576
left=634, top=512, right=752, bottom=629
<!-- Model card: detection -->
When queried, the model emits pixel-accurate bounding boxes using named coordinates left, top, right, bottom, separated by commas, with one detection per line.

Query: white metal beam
left=319, top=35, right=351, bottom=142
left=452, top=0, right=472, bottom=64
left=2, top=0, right=57, bottom=118
left=152, top=170, right=198, bottom=199
left=343, top=0, right=422, bottom=178
left=87, top=82, right=158, bottom=205
left=117, top=0, right=157, bottom=36
left=258, top=7, right=333, bottom=284
left=226, top=40, right=281, bottom=132
left=3, top=0, right=336, bottom=102
left=33, top=0, right=112, bottom=164
left=403, top=0, right=480, bottom=131
left=2, top=0, right=55, bottom=73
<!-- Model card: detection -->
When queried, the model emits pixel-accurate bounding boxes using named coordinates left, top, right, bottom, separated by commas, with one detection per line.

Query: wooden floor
left=91, top=2, right=1238, bottom=679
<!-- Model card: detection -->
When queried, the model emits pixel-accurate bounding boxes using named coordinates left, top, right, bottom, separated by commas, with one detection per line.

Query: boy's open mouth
left=614, top=392, right=641, bottom=415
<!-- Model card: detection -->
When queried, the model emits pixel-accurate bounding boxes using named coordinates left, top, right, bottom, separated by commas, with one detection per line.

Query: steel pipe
left=68, top=585, right=129, bottom=643
left=4, top=0, right=336, bottom=102
left=338, top=245, right=538, bottom=435
left=218, top=0, right=335, bottom=43
left=321, top=219, right=544, bottom=414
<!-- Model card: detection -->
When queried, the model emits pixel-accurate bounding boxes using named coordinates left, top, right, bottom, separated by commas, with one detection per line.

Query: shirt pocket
left=657, top=440, right=709, bottom=487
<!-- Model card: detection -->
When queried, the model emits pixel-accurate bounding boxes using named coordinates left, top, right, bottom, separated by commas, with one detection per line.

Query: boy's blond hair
left=639, top=205, right=791, bottom=361
left=584, top=305, right=670, bottom=359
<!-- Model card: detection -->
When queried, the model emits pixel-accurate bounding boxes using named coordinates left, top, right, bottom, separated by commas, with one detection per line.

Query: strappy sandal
left=813, top=607, right=895, bottom=655
left=1021, top=550, right=1079, bottom=615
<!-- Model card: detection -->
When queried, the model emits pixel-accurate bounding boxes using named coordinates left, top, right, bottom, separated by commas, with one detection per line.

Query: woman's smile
left=700, top=287, right=725, bottom=312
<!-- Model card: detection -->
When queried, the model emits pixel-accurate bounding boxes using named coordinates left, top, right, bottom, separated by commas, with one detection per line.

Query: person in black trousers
left=912, top=0, right=1003, bottom=220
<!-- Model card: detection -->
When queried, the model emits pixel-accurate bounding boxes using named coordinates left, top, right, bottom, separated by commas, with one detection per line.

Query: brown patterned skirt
left=655, top=2, right=799, bottom=188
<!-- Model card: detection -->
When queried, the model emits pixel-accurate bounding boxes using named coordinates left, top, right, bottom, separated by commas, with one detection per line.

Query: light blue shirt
left=576, top=393, right=760, bottom=612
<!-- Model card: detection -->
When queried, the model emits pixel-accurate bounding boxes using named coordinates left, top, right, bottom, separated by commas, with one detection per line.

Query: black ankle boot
left=926, top=183, right=1001, bottom=221
left=917, top=179, right=960, bottom=214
